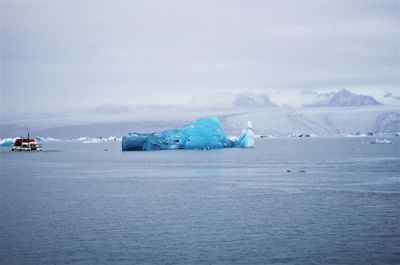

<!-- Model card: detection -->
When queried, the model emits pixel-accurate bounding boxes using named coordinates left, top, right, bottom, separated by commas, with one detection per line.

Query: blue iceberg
left=122, top=116, right=254, bottom=151
left=0, top=138, right=17, bottom=147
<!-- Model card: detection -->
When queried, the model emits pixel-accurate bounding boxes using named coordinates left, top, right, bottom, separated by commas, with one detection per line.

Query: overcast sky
left=1, top=0, right=399, bottom=114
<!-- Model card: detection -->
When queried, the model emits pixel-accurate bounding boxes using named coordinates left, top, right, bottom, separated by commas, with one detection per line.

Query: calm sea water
left=1, top=138, right=399, bottom=264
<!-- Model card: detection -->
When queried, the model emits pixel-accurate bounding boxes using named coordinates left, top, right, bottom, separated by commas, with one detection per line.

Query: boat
left=11, top=134, right=42, bottom=151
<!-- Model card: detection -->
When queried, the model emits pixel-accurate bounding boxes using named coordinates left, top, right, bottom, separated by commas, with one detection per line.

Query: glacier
left=122, top=116, right=254, bottom=151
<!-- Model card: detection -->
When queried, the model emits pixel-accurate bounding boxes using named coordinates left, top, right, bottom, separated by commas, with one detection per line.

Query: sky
left=1, top=0, right=399, bottom=115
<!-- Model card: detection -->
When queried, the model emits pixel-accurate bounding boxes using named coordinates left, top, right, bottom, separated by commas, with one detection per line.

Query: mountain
left=384, top=93, right=400, bottom=101
left=304, top=89, right=383, bottom=107
left=2, top=91, right=397, bottom=138
left=233, top=93, right=277, bottom=107
left=190, top=92, right=276, bottom=108
left=189, top=92, right=236, bottom=108
left=87, top=104, right=136, bottom=115
left=1, top=105, right=399, bottom=138
left=221, top=106, right=399, bottom=136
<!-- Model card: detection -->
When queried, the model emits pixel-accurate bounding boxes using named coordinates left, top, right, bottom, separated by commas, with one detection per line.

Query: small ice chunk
left=82, top=138, right=106, bottom=144
left=36, top=136, right=60, bottom=142
left=370, top=139, right=392, bottom=144
left=237, top=121, right=255, bottom=148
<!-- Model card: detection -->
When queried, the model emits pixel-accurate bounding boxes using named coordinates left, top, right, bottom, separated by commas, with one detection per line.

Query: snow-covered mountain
left=233, top=93, right=277, bottom=107
left=304, top=89, right=382, bottom=107
left=384, top=93, right=400, bottom=101
left=221, top=106, right=399, bottom=136
left=87, top=104, right=136, bottom=115
left=1, top=90, right=398, bottom=138
left=190, top=92, right=276, bottom=108
left=1, top=105, right=399, bottom=138
left=189, top=92, right=236, bottom=107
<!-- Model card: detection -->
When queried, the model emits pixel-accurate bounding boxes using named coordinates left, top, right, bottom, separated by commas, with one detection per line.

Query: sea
left=1, top=138, right=399, bottom=264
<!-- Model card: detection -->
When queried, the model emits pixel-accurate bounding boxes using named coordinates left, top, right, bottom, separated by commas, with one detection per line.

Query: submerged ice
left=122, top=116, right=254, bottom=151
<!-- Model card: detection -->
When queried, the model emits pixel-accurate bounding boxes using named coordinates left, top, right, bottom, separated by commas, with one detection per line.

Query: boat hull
left=11, top=146, right=42, bottom=151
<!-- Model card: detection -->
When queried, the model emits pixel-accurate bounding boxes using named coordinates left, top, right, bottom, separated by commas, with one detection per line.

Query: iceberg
left=82, top=138, right=105, bottom=144
left=237, top=121, right=255, bottom=148
left=71, top=136, right=122, bottom=143
left=344, top=133, right=368, bottom=137
left=370, top=139, right=392, bottom=144
left=0, top=138, right=17, bottom=147
left=122, top=116, right=254, bottom=151
left=36, top=136, right=60, bottom=142
left=107, top=136, right=122, bottom=141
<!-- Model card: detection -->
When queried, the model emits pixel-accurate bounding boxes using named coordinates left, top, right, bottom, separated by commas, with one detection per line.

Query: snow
left=222, top=106, right=399, bottom=136
left=122, top=116, right=254, bottom=151
left=190, top=92, right=276, bottom=108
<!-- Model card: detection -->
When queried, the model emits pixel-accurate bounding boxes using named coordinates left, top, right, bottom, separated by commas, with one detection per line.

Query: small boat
left=11, top=134, right=42, bottom=151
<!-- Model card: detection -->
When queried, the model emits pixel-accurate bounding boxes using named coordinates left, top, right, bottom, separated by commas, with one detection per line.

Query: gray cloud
left=1, top=0, right=399, bottom=115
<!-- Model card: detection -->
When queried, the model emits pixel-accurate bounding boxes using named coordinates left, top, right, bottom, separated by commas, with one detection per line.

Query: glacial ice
left=0, top=138, right=17, bottom=147
left=82, top=138, right=105, bottom=144
left=122, top=116, right=254, bottom=151
left=370, top=139, right=392, bottom=144
left=72, top=136, right=121, bottom=143
left=36, top=136, right=60, bottom=142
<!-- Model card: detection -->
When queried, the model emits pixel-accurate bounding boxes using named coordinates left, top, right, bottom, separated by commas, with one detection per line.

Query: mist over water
left=1, top=138, right=399, bottom=264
